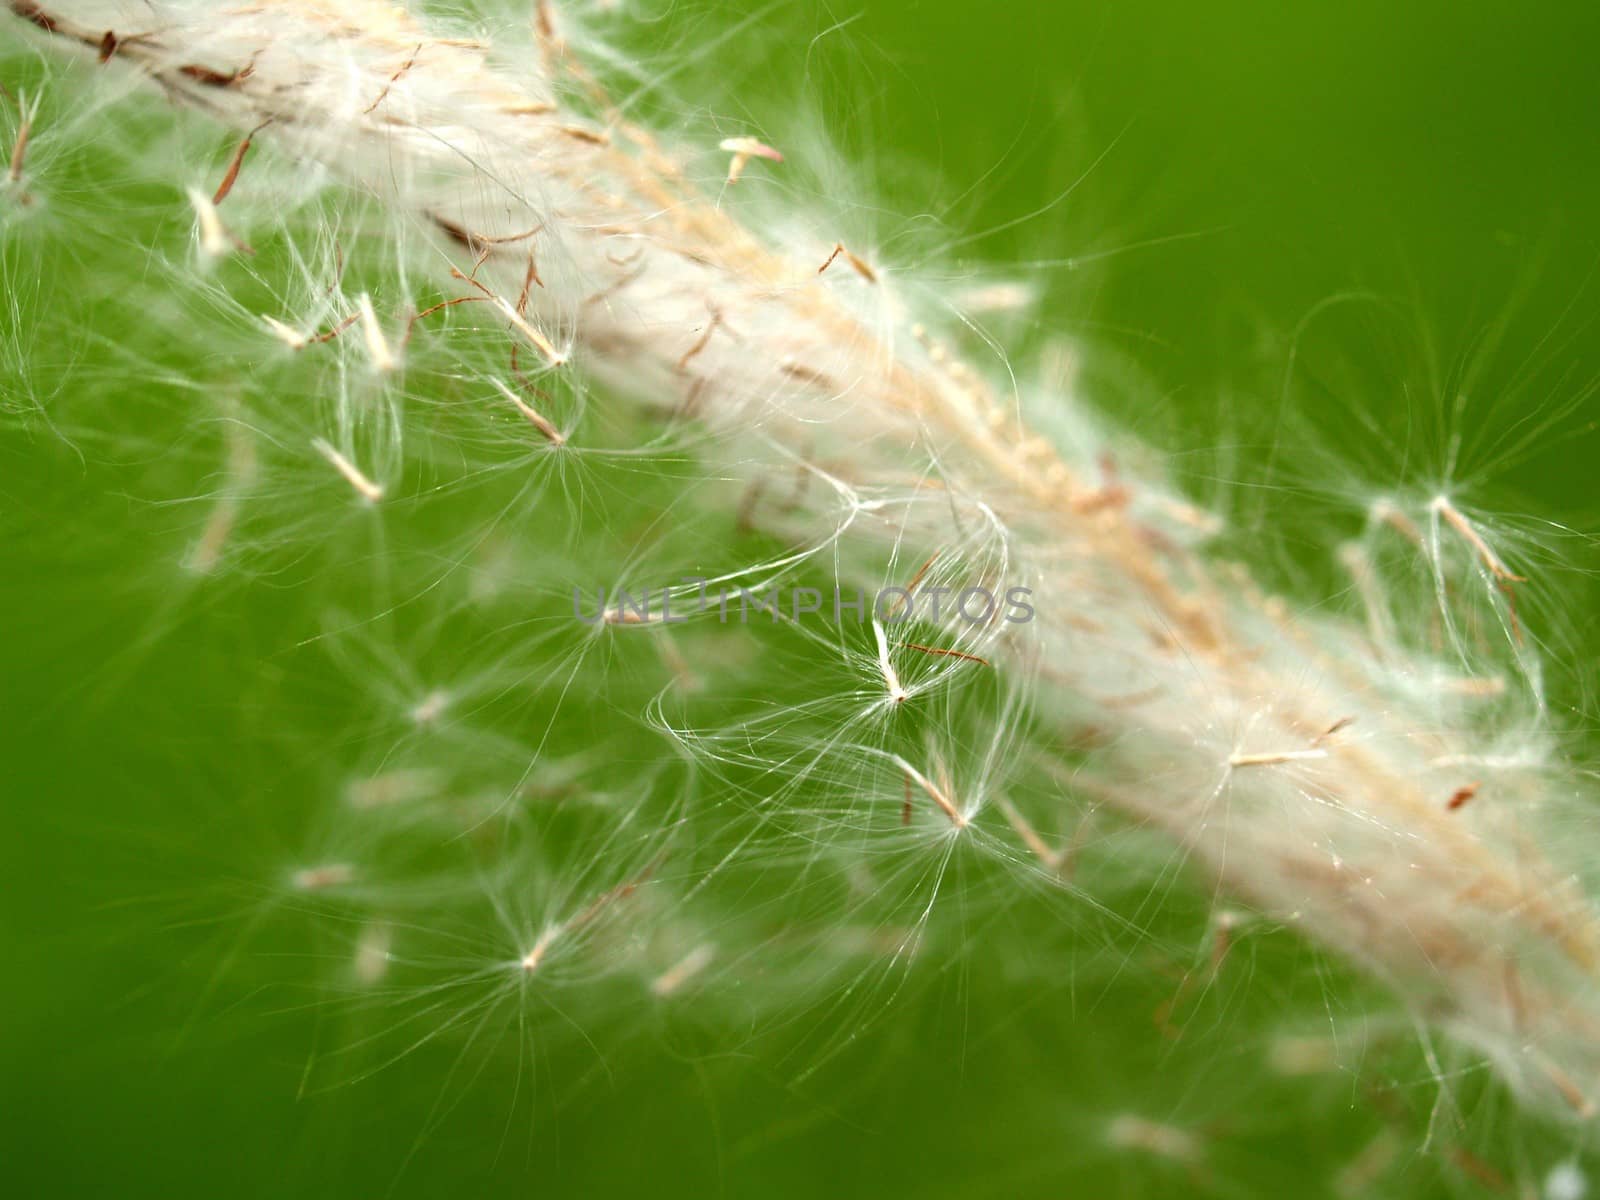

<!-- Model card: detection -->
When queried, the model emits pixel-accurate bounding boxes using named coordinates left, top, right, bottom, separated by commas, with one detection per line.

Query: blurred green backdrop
left=5, top=1, right=1600, bottom=1196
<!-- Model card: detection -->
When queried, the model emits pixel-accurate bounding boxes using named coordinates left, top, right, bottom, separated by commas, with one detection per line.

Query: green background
left=5, top=1, right=1600, bottom=1196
